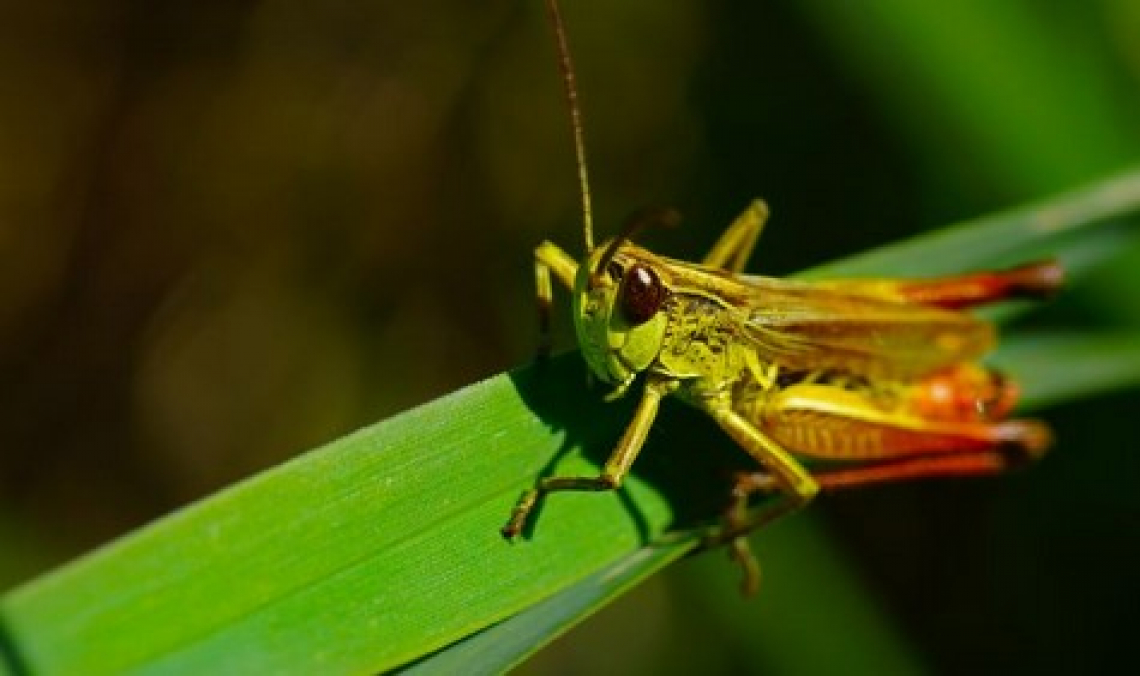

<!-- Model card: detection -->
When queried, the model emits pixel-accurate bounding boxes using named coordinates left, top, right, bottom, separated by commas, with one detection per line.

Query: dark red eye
left=620, top=264, right=665, bottom=325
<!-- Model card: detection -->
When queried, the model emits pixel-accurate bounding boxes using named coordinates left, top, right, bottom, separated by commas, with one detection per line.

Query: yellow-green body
left=508, top=201, right=1055, bottom=594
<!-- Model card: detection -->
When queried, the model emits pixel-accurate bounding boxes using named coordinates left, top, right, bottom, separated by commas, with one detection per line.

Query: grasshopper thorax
left=573, top=244, right=670, bottom=387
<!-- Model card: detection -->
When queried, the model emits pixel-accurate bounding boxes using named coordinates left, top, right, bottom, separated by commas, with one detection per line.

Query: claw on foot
left=728, top=536, right=761, bottom=597
left=502, top=489, right=540, bottom=540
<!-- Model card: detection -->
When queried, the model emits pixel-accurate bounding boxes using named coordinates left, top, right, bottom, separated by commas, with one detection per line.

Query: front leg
left=534, top=241, right=578, bottom=356
left=502, top=375, right=677, bottom=538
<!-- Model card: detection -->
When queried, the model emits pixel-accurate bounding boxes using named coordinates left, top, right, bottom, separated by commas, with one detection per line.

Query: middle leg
left=702, top=199, right=769, bottom=273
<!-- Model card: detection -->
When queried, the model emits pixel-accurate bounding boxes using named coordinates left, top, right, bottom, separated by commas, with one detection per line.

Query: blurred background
left=1, top=0, right=1138, bottom=673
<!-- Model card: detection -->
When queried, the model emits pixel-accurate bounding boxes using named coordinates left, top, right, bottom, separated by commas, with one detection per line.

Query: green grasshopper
left=501, top=0, right=1061, bottom=594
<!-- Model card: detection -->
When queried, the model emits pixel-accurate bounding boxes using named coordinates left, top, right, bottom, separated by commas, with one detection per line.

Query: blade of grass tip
left=995, top=332, right=1140, bottom=410
left=397, top=544, right=690, bottom=675
left=800, top=166, right=1140, bottom=279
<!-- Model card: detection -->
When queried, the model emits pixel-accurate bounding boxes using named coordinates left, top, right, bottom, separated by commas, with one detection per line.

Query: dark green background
left=1, top=0, right=1138, bottom=673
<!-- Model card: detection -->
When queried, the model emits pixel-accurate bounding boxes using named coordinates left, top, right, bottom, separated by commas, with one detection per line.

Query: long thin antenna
left=544, top=0, right=595, bottom=253
left=591, top=207, right=681, bottom=286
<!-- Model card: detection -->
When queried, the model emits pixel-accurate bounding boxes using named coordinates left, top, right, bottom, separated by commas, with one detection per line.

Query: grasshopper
left=502, top=0, right=1062, bottom=595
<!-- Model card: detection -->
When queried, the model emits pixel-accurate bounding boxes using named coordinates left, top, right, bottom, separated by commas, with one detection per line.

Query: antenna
left=544, top=0, right=595, bottom=253
left=592, top=207, right=681, bottom=286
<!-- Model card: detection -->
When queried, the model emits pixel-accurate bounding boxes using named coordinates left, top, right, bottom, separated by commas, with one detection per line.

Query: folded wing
left=732, top=275, right=995, bottom=380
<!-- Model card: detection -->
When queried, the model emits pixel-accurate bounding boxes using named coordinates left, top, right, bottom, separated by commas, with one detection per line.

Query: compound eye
left=619, top=264, right=665, bottom=325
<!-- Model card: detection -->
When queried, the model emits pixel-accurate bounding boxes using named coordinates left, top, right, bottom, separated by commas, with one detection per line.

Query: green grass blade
left=396, top=545, right=687, bottom=676
left=0, top=354, right=678, bottom=674
left=802, top=167, right=1140, bottom=279
left=2, top=169, right=1139, bottom=675
left=997, top=332, right=1140, bottom=409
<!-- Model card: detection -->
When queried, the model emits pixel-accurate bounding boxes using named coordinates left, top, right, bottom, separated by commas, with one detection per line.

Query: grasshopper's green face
left=572, top=246, right=670, bottom=387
